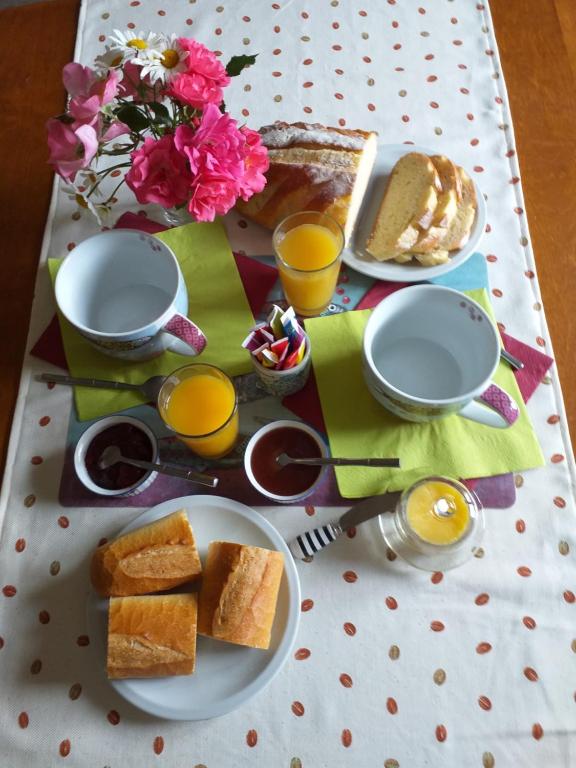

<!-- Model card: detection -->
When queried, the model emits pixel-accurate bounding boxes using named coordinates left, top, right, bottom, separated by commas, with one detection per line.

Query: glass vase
left=161, top=205, right=194, bottom=228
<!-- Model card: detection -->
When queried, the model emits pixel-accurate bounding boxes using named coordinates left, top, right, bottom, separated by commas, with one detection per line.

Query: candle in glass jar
left=405, top=479, right=471, bottom=546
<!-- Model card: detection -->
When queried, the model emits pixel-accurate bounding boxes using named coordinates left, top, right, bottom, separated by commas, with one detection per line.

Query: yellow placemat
left=305, top=289, right=545, bottom=496
left=49, top=221, right=254, bottom=421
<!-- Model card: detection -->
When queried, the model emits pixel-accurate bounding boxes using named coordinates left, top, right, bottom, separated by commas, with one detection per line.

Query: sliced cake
left=235, top=121, right=378, bottom=243
left=438, top=166, right=477, bottom=251
left=365, top=153, right=441, bottom=261
left=411, top=155, right=460, bottom=254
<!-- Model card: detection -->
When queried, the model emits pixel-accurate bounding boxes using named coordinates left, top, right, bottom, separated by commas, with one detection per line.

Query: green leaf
left=149, top=102, right=172, bottom=125
left=114, top=105, right=149, bottom=133
left=225, top=54, right=258, bottom=77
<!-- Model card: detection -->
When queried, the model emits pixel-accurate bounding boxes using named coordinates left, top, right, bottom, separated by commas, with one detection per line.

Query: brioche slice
left=107, top=594, right=197, bottom=679
left=91, top=510, right=202, bottom=597
left=411, top=155, right=460, bottom=254
left=198, top=542, right=284, bottom=650
left=365, top=153, right=440, bottom=261
left=438, top=167, right=477, bottom=251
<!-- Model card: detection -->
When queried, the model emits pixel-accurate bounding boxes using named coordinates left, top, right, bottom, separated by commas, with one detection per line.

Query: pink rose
left=174, top=105, right=244, bottom=179
left=167, top=39, right=230, bottom=108
left=63, top=63, right=120, bottom=124
left=125, top=134, right=193, bottom=208
left=120, top=60, right=158, bottom=103
left=46, top=118, right=98, bottom=182
left=237, top=126, right=269, bottom=201
left=101, top=120, right=130, bottom=142
left=186, top=173, right=239, bottom=222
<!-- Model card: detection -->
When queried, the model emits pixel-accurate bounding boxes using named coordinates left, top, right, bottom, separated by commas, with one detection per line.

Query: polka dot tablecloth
left=1, top=1, right=575, bottom=765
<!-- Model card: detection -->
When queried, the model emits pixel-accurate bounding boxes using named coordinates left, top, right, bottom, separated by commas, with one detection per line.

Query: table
left=1, top=1, right=575, bottom=765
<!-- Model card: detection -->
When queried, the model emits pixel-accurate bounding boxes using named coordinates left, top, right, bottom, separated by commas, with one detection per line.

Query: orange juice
left=274, top=215, right=343, bottom=316
left=406, top=480, right=471, bottom=546
left=159, top=368, right=238, bottom=458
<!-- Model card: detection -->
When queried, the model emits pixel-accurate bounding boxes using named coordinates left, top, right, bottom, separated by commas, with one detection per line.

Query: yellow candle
left=159, top=368, right=238, bottom=458
left=274, top=215, right=343, bottom=317
left=406, top=480, right=471, bottom=546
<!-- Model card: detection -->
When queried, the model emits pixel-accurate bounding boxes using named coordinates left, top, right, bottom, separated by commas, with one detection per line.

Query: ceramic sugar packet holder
left=362, top=284, right=520, bottom=429
left=55, top=230, right=207, bottom=362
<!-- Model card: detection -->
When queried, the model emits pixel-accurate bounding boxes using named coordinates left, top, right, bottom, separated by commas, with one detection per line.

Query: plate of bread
left=234, top=122, right=485, bottom=282
left=347, top=144, right=486, bottom=280
left=88, top=496, right=300, bottom=720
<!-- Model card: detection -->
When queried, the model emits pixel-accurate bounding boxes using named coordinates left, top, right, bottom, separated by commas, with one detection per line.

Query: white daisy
left=107, top=29, right=162, bottom=62
left=63, top=176, right=110, bottom=225
left=137, top=34, right=189, bottom=84
left=94, top=46, right=126, bottom=72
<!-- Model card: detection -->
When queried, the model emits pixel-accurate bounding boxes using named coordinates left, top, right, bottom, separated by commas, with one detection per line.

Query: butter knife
left=288, top=491, right=402, bottom=560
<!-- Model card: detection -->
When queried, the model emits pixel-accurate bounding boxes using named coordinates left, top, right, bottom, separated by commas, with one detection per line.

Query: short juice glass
left=157, top=364, right=239, bottom=459
left=273, top=211, right=344, bottom=317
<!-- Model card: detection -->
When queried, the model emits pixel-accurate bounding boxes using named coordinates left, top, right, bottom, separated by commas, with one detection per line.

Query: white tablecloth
left=1, top=1, right=575, bottom=765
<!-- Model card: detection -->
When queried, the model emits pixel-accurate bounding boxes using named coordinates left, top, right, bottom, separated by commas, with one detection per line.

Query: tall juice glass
left=157, top=364, right=239, bottom=459
left=273, top=211, right=344, bottom=317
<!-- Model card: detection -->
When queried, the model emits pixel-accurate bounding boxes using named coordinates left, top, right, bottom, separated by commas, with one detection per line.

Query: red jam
left=250, top=426, right=322, bottom=497
left=84, top=424, right=154, bottom=491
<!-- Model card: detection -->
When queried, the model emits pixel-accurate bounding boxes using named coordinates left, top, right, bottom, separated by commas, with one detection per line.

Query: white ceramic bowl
left=74, top=415, right=159, bottom=497
left=244, top=419, right=328, bottom=503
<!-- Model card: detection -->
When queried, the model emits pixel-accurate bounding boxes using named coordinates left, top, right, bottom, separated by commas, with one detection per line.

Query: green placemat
left=49, top=221, right=254, bottom=421
left=305, top=289, right=544, bottom=497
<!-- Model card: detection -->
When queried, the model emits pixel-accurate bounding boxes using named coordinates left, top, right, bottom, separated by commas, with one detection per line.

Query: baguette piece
left=198, top=542, right=284, bottom=650
left=235, top=121, right=378, bottom=243
left=107, top=594, right=197, bottom=679
left=411, top=155, right=460, bottom=254
left=91, top=510, right=202, bottom=597
left=365, top=152, right=441, bottom=261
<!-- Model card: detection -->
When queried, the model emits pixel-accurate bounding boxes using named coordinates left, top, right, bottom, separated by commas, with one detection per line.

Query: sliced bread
left=365, top=152, right=440, bottom=261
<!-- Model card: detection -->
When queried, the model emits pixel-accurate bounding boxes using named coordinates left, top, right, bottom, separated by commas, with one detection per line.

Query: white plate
left=87, top=495, right=301, bottom=720
left=343, top=143, right=487, bottom=281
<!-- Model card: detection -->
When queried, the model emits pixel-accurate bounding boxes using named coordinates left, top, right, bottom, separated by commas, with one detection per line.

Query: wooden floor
left=0, top=0, right=574, bottom=476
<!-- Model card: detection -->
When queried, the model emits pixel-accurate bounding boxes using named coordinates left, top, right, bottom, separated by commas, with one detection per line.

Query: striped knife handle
left=288, top=522, right=343, bottom=560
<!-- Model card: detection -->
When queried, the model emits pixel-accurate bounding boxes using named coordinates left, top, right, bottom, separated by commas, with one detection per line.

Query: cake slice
left=91, top=510, right=202, bottom=597
left=235, top=121, right=378, bottom=243
left=198, top=542, right=284, bottom=650
left=365, top=152, right=441, bottom=261
left=412, top=249, right=450, bottom=266
left=107, top=594, right=197, bottom=678
left=411, top=155, right=460, bottom=254
left=438, top=167, right=477, bottom=251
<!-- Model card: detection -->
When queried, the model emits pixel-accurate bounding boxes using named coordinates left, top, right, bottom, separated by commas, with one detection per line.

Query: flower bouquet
left=46, top=30, right=268, bottom=223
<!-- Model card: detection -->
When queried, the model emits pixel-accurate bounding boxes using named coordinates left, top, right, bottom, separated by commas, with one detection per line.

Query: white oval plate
left=344, top=143, right=487, bottom=281
left=87, top=495, right=301, bottom=720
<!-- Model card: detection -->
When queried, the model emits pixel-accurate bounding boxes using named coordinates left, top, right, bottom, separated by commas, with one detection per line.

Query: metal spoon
left=39, top=373, right=165, bottom=401
left=98, top=445, right=218, bottom=488
left=277, top=453, right=401, bottom=468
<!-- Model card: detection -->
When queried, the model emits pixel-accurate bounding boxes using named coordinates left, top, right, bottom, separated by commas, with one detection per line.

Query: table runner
left=1, top=1, right=575, bottom=766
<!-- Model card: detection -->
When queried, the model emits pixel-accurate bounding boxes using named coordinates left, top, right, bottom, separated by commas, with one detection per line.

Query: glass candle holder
left=379, top=476, right=484, bottom=570
left=157, top=363, right=239, bottom=459
left=273, top=211, right=344, bottom=317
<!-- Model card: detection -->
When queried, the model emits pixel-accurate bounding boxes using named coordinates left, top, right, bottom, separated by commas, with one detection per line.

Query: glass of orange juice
left=157, top=364, right=239, bottom=459
left=273, top=211, right=344, bottom=317
left=379, top=476, right=484, bottom=570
